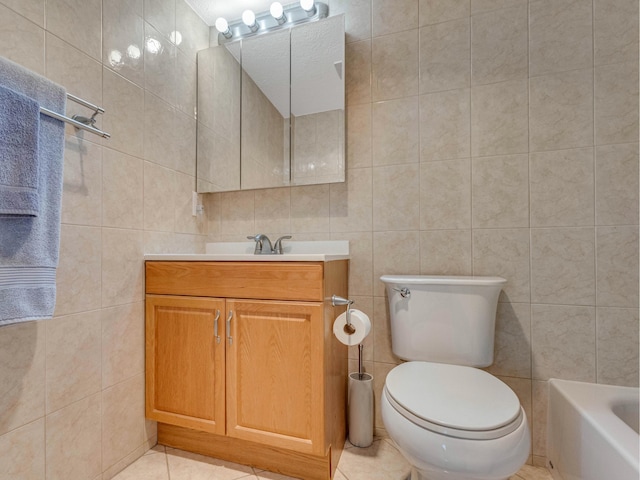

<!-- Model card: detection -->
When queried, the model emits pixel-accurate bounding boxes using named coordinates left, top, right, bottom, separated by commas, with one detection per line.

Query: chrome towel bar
left=40, top=93, right=110, bottom=139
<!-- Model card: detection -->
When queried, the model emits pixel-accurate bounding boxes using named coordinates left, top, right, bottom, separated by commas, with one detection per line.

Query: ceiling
left=185, top=0, right=280, bottom=26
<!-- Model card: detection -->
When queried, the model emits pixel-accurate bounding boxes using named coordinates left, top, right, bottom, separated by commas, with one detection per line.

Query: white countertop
left=144, top=240, right=349, bottom=262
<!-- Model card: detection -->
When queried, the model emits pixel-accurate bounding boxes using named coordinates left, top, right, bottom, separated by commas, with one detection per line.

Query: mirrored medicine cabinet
left=196, top=14, right=345, bottom=193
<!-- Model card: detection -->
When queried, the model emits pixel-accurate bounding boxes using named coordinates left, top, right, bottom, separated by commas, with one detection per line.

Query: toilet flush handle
left=393, top=287, right=411, bottom=298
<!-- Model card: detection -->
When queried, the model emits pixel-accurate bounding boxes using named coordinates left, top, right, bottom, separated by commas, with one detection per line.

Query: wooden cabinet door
left=225, top=299, right=325, bottom=455
left=146, top=295, right=226, bottom=435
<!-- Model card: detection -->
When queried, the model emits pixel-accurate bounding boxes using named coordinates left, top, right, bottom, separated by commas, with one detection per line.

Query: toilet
left=379, top=275, right=530, bottom=480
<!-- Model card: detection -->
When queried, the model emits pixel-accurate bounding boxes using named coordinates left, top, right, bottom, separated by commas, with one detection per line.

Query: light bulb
left=215, top=17, right=229, bottom=33
left=242, top=9, right=256, bottom=27
left=270, top=2, right=284, bottom=19
left=300, top=0, right=315, bottom=13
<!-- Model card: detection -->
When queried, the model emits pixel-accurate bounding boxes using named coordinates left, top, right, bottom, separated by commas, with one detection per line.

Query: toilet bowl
left=379, top=275, right=531, bottom=480
left=381, top=362, right=530, bottom=480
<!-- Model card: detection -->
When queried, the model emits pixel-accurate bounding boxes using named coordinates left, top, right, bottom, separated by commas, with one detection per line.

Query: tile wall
left=0, top=0, right=209, bottom=478
left=207, top=0, right=640, bottom=467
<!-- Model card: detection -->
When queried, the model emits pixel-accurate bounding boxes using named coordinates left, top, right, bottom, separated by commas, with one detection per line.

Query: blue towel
left=0, top=56, right=66, bottom=326
left=0, top=84, right=41, bottom=216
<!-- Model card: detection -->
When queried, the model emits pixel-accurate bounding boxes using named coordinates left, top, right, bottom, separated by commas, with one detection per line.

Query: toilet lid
left=385, top=362, right=521, bottom=434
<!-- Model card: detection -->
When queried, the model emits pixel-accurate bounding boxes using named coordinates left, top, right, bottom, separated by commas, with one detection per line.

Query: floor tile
left=166, top=447, right=255, bottom=480
left=112, top=452, right=169, bottom=480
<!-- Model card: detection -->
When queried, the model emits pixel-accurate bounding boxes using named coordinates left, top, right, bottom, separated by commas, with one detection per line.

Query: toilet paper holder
left=331, top=295, right=356, bottom=335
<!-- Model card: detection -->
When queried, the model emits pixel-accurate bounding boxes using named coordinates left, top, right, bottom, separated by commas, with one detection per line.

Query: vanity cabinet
left=145, top=260, right=348, bottom=479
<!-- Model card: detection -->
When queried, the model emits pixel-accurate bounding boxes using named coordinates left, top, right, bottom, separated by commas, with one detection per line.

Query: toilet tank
left=380, top=275, right=506, bottom=367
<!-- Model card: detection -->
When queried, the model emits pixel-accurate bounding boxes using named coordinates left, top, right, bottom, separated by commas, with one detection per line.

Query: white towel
left=0, top=56, right=66, bottom=326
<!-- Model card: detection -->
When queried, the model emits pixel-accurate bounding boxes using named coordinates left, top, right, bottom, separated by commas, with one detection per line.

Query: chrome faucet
left=246, top=234, right=292, bottom=254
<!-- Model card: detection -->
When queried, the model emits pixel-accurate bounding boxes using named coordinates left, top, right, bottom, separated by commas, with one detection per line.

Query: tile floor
left=113, top=438, right=553, bottom=480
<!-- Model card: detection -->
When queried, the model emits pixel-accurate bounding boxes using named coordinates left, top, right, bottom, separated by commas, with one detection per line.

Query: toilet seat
left=384, top=362, right=523, bottom=441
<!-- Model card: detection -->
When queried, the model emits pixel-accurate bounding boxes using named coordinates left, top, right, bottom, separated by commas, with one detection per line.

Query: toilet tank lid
left=380, top=275, right=506, bottom=286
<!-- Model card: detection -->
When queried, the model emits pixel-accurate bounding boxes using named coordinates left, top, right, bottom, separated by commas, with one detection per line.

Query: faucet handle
left=273, top=235, right=292, bottom=254
left=247, top=234, right=264, bottom=254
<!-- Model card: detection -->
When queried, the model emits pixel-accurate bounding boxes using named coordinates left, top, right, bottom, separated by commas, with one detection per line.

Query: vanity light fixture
left=270, top=2, right=287, bottom=25
left=300, top=0, right=317, bottom=15
left=242, top=9, right=259, bottom=32
left=215, top=17, right=233, bottom=39
left=214, top=1, right=328, bottom=44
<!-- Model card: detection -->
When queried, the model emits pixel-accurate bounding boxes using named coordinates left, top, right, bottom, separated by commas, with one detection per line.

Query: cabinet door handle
left=213, top=309, right=221, bottom=345
left=226, top=310, right=233, bottom=346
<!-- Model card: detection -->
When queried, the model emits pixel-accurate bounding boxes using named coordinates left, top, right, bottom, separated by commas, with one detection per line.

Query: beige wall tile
left=346, top=40, right=371, bottom=105
left=530, top=148, right=594, bottom=227
left=531, top=380, right=548, bottom=457
left=45, top=393, right=102, bottom=480
left=174, top=173, right=204, bottom=235
left=45, top=311, right=101, bottom=414
left=62, top=136, right=102, bottom=226
left=472, top=154, right=529, bottom=228
left=486, top=302, right=531, bottom=378
left=531, top=304, right=596, bottom=381
left=529, top=0, right=592, bottom=76
left=347, top=104, right=372, bottom=168
left=472, top=228, right=530, bottom=303
left=102, top=303, right=145, bottom=389
left=219, top=190, right=255, bottom=235
left=372, top=231, right=420, bottom=296
left=144, top=162, right=176, bottom=232
left=529, top=69, right=594, bottom=152
left=0, top=419, right=44, bottom=479
left=144, top=0, right=175, bottom=40
left=372, top=29, right=419, bottom=101
left=46, top=0, right=102, bottom=61
left=497, top=376, right=532, bottom=442
left=419, top=18, right=470, bottom=94
left=595, top=61, right=639, bottom=145
left=0, top=4, right=45, bottom=75
left=103, top=148, right=144, bottom=229
left=102, top=375, right=145, bottom=470
left=420, top=159, right=471, bottom=229
left=373, top=164, right=420, bottom=231
left=471, top=79, right=528, bottom=156
left=45, top=33, right=103, bottom=122
left=175, top=0, right=209, bottom=58
left=373, top=362, right=397, bottom=428
left=471, top=0, right=525, bottom=14
left=596, top=226, right=639, bottom=308
left=0, top=0, right=44, bottom=26
left=101, top=228, right=144, bottom=307
left=330, top=168, right=373, bottom=233
left=373, top=296, right=402, bottom=365
left=103, top=0, right=144, bottom=87
left=419, top=89, right=470, bottom=162
left=0, top=322, right=45, bottom=436
left=596, top=307, right=639, bottom=387
left=372, top=97, right=419, bottom=166
left=471, top=4, right=527, bottom=85
left=102, top=68, right=144, bottom=158
left=254, top=188, right=291, bottom=234
left=372, top=0, right=418, bottom=37
left=55, top=225, right=102, bottom=316
left=144, top=22, right=177, bottom=105
left=144, top=231, right=176, bottom=254
left=173, top=111, right=196, bottom=177
left=335, top=232, right=374, bottom=297
left=594, top=0, right=639, bottom=66
left=420, top=229, right=472, bottom=275
left=291, top=185, right=331, bottom=234
left=144, top=92, right=177, bottom=169
left=530, top=228, right=595, bottom=305
left=175, top=50, right=196, bottom=118
left=595, top=143, right=639, bottom=226
left=420, top=0, right=469, bottom=25
left=330, top=0, right=372, bottom=42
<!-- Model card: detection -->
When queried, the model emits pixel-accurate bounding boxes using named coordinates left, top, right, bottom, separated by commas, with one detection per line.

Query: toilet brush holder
left=348, top=344, right=373, bottom=447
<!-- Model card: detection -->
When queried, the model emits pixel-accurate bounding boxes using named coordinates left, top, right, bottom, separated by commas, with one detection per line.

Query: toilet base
left=382, top=391, right=530, bottom=480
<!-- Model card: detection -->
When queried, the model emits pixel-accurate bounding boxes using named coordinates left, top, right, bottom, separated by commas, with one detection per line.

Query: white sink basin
left=144, top=240, right=349, bottom=262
